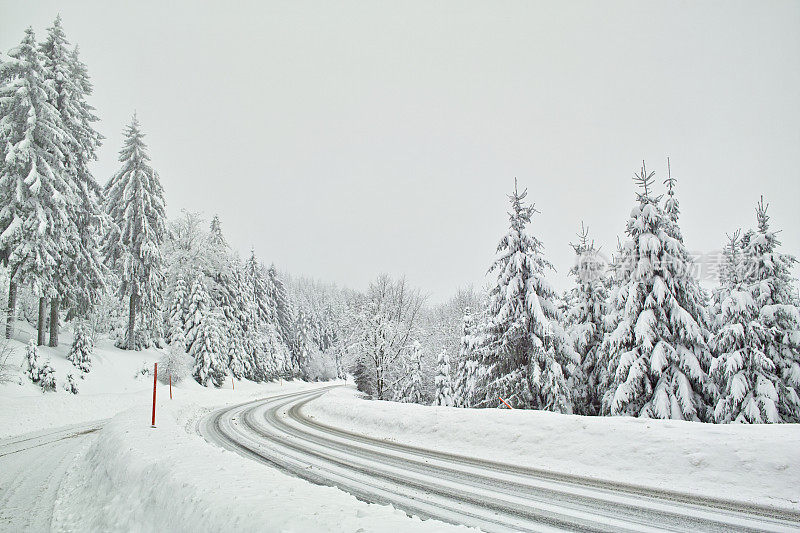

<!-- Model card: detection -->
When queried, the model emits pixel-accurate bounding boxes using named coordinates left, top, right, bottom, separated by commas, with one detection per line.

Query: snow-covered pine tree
left=711, top=197, right=800, bottom=423
left=295, top=306, right=315, bottom=379
left=245, top=251, right=272, bottom=326
left=167, top=276, right=189, bottom=345
left=226, top=255, right=252, bottom=379
left=604, top=163, right=712, bottom=420
left=63, top=372, right=79, bottom=394
left=209, top=214, right=226, bottom=248
left=711, top=230, right=743, bottom=329
left=67, top=322, right=93, bottom=373
left=480, top=179, right=576, bottom=411
left=191, top=307, right=227, bottom=387
left=434, top=348, right=455, bottom=406
left=102, top=114, right=167, bottom=350
left=565, top=223, right=608, bottom=416
left=39, top=360, right=56, bottom=392
left=39, top=16, right=105, bottom=337
left=595, top=239, right=628, bottom=411
left=397, top=341, right=425, bottom=404
left=185, top=275, right=209, bottom=354
left=25, top=339, right=41, bottom=383
left=0, top=28, right=75, bottom=343
left=268, top=264, right=295, bottom=352
left=453, top=307, right=480, bottom=407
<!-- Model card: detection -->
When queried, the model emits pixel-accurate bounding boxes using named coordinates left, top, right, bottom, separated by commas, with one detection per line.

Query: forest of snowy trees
left=1, top=17, right=798, bottom=423
left=0, top=18, right=338, bottom=387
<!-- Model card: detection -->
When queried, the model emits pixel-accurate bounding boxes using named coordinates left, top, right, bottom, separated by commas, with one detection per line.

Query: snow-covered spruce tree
left=102, top=114, right=167, bottom=350
left=711, top=230, right=743, bottom=330
left=191, top=307, right=227, bottom=387
left=39, top=360, right=56, bottom=392
left=268, top=264, right=295, bottom=353
left=226, top=255, right=252, bottom=379
left=604, top=163, right=713, bottom=420
left=209, top=214, right=226, bottom=248
left=434, top=349, right=455, bottom=406
left=39, top=16, right=105, bottom=338
left=25, top=339, right=41, bottom=383
left=595, top=239, right=629, bottom=409
left=167, top=276, right=188, bottom=344
left=453, top=307, right=480, bottom=407
left=0, top=28, right=75, bottom=343
left=67, top=322, right=93, bottom=373
left=295, top=306, right=315, bottom=379
left=479, top=180, right=576, bottom=411
left=397, top=341, right=425, bottom=404
left=184, top=275, right=209, bottom=355
left=710, top=197, right=800, bottom=423
left=245, top=251, right=273, bottom=326
left=565, top=223, right=608, bottom=416
left=64, top=372, right=79, bottom=394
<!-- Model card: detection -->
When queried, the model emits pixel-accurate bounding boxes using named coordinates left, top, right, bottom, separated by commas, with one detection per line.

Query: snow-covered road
left=0, top=421, right=104, bottom=531
left=200, top=386, right=800, bottom=533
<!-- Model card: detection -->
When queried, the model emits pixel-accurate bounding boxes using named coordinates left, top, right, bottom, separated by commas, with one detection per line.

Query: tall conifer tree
left=479, top=180, right=576, bottom=411
left=0, top=28, right=74, bottom=344
left=102, top=114, right=166, bottom=350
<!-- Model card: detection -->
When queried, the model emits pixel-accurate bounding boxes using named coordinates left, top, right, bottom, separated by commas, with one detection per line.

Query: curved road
left=199, top=386, right=800, bottom=533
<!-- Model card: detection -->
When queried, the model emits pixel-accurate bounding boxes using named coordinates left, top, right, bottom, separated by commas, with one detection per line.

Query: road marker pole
left=151, top=362, right=158, bottom=428
left=169, top=374, right=172, bottom=399
left=232, top=376, right=234, bottom=390
left=499, top=396, right=514, bottom=409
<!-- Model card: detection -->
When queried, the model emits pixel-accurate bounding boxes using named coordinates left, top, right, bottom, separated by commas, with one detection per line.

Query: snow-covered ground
left=0, top=323, right=267, bottom=439
left=0, top=326, right=466, bottom=532
left=303, top=388, right=800, bottom=512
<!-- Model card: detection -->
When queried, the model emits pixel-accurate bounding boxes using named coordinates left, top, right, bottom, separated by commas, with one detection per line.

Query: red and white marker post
left=151, top=362, right=158, bottom=428
left=498, top=396, right=514, bottom=409
left=169, top=373, right=172, bottom=400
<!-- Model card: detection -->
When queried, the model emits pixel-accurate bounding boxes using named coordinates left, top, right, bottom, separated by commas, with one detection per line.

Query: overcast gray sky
left=2, top=0, right=798, bottom=301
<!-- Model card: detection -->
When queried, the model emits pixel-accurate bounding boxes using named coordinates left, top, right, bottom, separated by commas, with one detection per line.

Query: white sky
left=2, top=0, right=799, bottom=302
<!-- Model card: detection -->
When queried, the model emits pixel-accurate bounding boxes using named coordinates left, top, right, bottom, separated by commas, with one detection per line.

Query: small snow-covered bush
left=68, top=323, right=93, bottom=373
left=39, top=361, right=56, bottom=392
left=136, top=362, right=154, bottom=379
left=64, top=373, right=79, bottom=394
left=158, top=333, right=193, bottom=385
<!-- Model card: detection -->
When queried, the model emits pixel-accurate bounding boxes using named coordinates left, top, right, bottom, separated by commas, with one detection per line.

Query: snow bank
left=54, top=396, right=469, bottom=532
left=304, top=388, right=800, bottom=511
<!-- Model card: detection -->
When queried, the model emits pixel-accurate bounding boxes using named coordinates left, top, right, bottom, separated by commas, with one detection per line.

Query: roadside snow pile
left=304, top=388, right=800, bottom=511
left=54, top=396, right=469, bottom=533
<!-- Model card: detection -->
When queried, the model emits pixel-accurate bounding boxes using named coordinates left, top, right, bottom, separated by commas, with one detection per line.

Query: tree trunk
left=37, top=297, right=47, bottom=346
left=49, top=297, right=59, bottom=347
left=5, top=281, right=16, bottom=339
left=128, top=293, right=136, bottom=351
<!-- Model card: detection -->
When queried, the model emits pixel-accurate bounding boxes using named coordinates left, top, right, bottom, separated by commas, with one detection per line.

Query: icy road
left=200, top=386, right=800, bottom=533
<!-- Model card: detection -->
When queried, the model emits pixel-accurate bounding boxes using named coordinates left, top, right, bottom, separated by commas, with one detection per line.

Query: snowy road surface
left=0, top=421, right=104, bottom=531
left=200, top=387, right=800, bottom=533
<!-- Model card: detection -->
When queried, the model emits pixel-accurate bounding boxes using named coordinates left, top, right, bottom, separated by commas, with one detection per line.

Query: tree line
left=351, top=166, right=800, bottom=425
